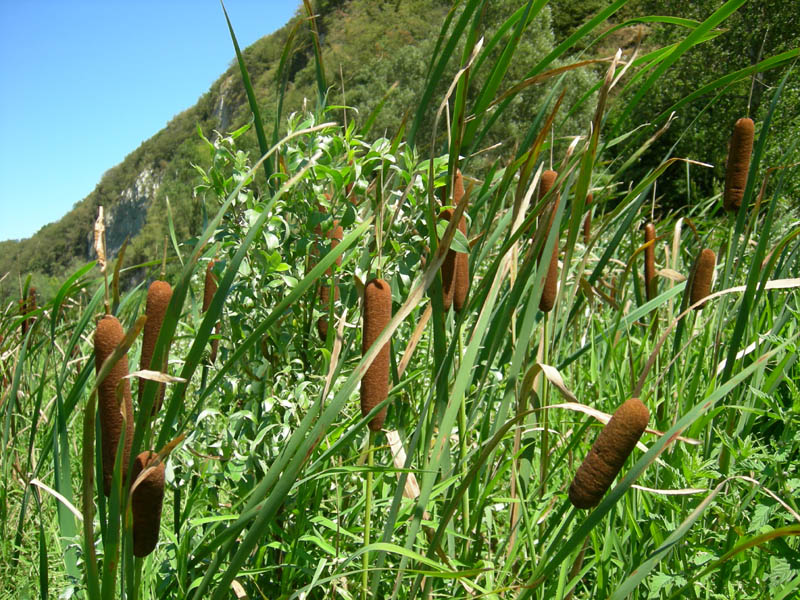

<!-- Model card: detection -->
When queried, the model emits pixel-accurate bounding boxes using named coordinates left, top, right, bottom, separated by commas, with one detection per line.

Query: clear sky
left=0, top=0, right=300, bottom=242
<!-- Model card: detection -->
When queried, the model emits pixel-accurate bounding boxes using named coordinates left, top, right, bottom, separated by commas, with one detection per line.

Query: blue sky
left=0, top=0, right=299, bottom=242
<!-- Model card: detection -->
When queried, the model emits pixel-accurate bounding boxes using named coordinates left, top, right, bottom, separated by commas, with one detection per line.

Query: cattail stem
left=456, top=334, right=470, bottom=541
left=132, top=556, right=143, bottom=600
left=644, top=223, right=656, bottom=302
left=539, top=313, right=550, bottom=502
left=362, top=430, right=376, bottom=600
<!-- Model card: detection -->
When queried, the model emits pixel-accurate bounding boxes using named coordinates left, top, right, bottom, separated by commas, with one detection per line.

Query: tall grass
left=1, top=1, right=799, bottom=599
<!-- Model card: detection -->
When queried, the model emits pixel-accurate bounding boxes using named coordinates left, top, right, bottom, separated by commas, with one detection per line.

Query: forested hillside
left=1, top=0, right=796, bottom=301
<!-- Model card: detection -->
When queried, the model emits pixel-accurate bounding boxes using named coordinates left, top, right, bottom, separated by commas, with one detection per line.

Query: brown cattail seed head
left=361, top=278, right=392, bottom=431
left=20, top=287, right=37, bottom=335
left=540, top=169, right=557, bottom=199
left=537, top=170, right=560, bottom=312
left=94, top=315, right=134, bottom=496
left=452, top=168, right=465, bottom=206
left=203, top=260, right=220, bottom=363
left=139, top=280, right=172, bottom=413
left=723, top=118, right=755, bottom=212
left=583, top=193, right=593, bottom=245
left=690, top=248, right=716, bottom=310
left=539, top=243, right=559, bottom=313
left=569, top=398, right=649, bottom=509
left=644, top=223, right=656, bottom=302
left=439, top=209, right=458, bottom=311
left=453, top=215, right=469, bottom=313
left=318, top=222, right=344, bottom=340
left=130, top=451, right=165, bottom=557
left=202, top=260, right=217, bottom=313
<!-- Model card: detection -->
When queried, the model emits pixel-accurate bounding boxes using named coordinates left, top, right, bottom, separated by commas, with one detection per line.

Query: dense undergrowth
left=2, top=1, right=799, bottom=598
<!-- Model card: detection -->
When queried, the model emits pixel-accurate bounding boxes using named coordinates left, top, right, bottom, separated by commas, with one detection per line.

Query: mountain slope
left=2, top=0, right=591, bottom=300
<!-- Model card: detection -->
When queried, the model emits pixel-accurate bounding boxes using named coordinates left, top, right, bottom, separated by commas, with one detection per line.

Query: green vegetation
left=1, top=1, right=799, bottom=599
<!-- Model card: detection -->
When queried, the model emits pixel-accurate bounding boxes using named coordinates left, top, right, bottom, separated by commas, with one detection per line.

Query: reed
left=130, top=451, right=166, bottom=557
left=723, top=117, right=755, bottom=212
left=569, top=398, right=649, bottom=509
left=94, top=314, right=135, bottom=496
left=139, top=280, right=173, bottom=413
left=361, top=278, right=391, bottom=431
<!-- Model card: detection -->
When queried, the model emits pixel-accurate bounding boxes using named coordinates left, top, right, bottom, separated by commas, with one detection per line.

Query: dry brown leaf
left=231, top=580, right=248, bottom=599
left=126, top=369, right=187, bottom=384
left=385, top=429, right=420, bottom=500
left=658, top=268, right=687, bottom=282
left=632, top=484, right=706, bottom=495
left=549, top=402, right=700, bottom=445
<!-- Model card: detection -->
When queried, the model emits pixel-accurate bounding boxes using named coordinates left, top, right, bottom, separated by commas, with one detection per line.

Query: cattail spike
left=130, top=451, right=166, bottom=557
left=94, top=315, right=135, bottom=496
left=139, top=280, right=173, bottom=414
left=583, top=193, right=593, bottom=245
left=569, top=398, right=649, bottom=509
left=439, top=209, right=458, bottom=311
left=536, top=170, right=560, bottom=312
left=361, top=278, right=392, bottom=431
left=540, top=169, right=557, bottom=199
left=203, top=260, right=220, bottom=363
left=690, top=248, right=716, bottom=310
left=644, top=223, right=656, bottom=302
left=453, top=215, right=469, bottom=313
left=20, top=287, right=36, bottom=335
left=723, top=118, right=755, bottom=212
left=540, top=245, right=559, bottom=313
left=318, top=222, right=344, bottom=340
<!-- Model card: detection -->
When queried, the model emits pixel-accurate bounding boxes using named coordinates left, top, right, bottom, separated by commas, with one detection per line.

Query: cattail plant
left=130, top=451, right=166, bottom=557
left=583, top=193, right=593, bottom=245
left=139, top=280, right=173, bottom=413
left=644, top=223, right=657, bottom=302
left=723, top=117, right=755, bottom=212
left=203, top=260, right=220, bottom=363
left=452, top=170, right=469, bottom=313
left=537, top=169, right=559, bottom=313
left=569, top=398, right=649, bottom=509
left=438, top=170, right=470, bottom=312
left=361, top=278, right=391, bottom=431
left=439, top=209, right=458, bottom=312
left=453, top=214, right=469, bottom=313
left=19, top=287, right=36, bottom=335
left=94, top=314, right=135, bottom=496
left=317, top=221, right=343, bottom=340
left=689, top=248, right=716, bottom=310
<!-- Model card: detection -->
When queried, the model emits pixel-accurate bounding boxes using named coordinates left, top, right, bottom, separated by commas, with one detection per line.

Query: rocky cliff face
left=212, top=75, right=236, bottom=132
left=87, top=167, right=163, bottom=260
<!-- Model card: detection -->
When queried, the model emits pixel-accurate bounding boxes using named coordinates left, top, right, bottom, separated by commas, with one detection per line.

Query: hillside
left=1, top=0, right=796, bottom=301
left=0, top=0, right=602, bottom=300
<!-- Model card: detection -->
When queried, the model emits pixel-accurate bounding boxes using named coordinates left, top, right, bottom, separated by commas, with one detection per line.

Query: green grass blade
left=220, top=0, right=272, bottom=187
